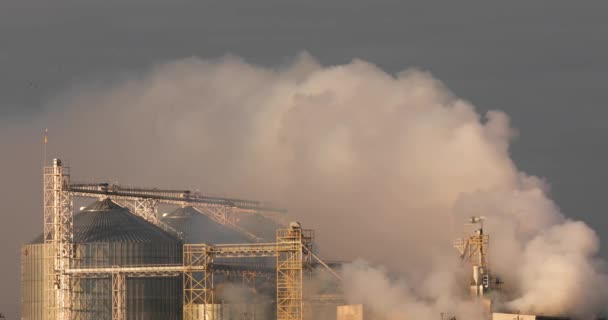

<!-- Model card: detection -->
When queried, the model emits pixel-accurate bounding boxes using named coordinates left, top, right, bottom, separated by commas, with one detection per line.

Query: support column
left=183, top=244, right=215, bottom=320
left=43, top=159, right=73, bottom=320
left=114, top=198, right=183, bottom=239
left=276, top=224, right=312, bottom=320
left=115, top=198, right=160, bottom=224
left=112, top=272, right=126, bottom=320
left=191, top=205, right=261, bottom=242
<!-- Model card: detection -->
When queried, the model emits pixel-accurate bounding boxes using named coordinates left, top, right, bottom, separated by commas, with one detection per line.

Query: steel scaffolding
left=43, top=159, right=73, bottom=320
left=65, top=238, right=311, bottom=320
left=68, top=183, right=286, bottom=242
left=183, top=244, right=215, bottom=320
left=111, top=272, right=126, bottom=320
left=38, top=159, right=335, bottom=320
left=183, top=241, right=305, bottom=320
left=190, top=205, right=262, bottom=242
left=276, top=225, right=313, bottom=320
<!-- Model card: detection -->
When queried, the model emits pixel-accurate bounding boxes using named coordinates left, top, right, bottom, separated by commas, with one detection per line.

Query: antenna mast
left=453, top=216, right=491, bottom=297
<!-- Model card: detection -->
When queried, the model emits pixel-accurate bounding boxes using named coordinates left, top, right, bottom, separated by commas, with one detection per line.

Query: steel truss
left=43, top=159, right=73, bottom=320
left=41, top=159, right=321, bottom=320
left=111, top=198, right=185, bottom=239
left=183, top=240, right=312, bottom=320
left=111, top=272, right=126, bottom=320
left=276, top=228, right=313, bottom=320
left=68, top=183, right=286, bottom=242
left=183, top=244, right=215, bottom=320
left=454, top=217, right=492, bottom=298
left=190, top=205, right=262, bottom=242
left=62, top=235, right=312, bottom=320
left=115, top=198, right=159, bottom=224
left=454, top=234, right=489, bottom=266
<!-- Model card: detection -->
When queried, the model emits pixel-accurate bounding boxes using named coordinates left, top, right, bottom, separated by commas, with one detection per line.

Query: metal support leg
left=276, top=229, right=305, bottom=320
left=184, top=245, right=215, bottom=320
left=112, top=272, right=126, bottom=320
left=115, top=198, right=159, bottom=224
left=114, top=198, right=184, bottom=238
left=43, top=159, right=73, bottom=320
left=191, top=206, right=261, bottom=242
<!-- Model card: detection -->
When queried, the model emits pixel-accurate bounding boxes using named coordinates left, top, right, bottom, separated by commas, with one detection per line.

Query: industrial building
left=22, top=158, right=577, bottom=320
left=22, top=199, right=183, bottom=320
left=21, top=159, right=343, bottom=320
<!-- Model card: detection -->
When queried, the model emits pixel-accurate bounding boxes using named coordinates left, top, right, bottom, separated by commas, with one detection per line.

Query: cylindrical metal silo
left=21, top=198, right=183, bottom=320
left=161, top=206, right=276, bottom=320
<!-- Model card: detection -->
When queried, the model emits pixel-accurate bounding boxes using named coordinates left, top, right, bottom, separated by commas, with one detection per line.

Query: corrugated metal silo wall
left=21, top=242, right=183, bottom=320
left=21, top=244, right=45, bottom=320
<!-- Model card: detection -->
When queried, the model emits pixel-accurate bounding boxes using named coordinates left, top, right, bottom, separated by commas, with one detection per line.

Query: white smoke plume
left=14, top=53, right=607, bottom=319
left=217, top=283, right=273, bottom=320
left=341, top=259, right=486, bottom=320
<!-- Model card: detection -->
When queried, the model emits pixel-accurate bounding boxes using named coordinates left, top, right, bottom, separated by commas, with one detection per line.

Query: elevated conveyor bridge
left=43, top=159, right=341, bottom=320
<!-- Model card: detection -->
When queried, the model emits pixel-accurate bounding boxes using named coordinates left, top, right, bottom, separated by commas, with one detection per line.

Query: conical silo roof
left=237, top=213, right=283, bottom=241
left=161, top=206, right=251, bottom=244
left=31, top=198, right=181, bottom=244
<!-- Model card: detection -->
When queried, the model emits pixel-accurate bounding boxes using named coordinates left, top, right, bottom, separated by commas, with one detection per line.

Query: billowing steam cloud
left=17, top=53, right=607, bottom=318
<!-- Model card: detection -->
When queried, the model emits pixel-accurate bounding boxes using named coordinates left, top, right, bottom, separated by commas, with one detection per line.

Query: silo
left=161, top=207, right=275, bottom=320
left=21, top=198, right=183, bottom=320
left=161, top=206, right=250, bottom=244
left=160, top=206, right=276, bottom=287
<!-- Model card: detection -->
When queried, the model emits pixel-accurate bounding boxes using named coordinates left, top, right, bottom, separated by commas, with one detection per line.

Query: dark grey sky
left=1, top=1, right=607, bottom=318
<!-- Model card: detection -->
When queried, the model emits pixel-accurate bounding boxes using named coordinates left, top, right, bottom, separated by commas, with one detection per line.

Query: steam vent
left=21, top=199, right=183, bottom=320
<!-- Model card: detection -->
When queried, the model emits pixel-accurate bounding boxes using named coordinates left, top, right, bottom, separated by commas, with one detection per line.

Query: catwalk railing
left=63, top=237, right=313, bottom=320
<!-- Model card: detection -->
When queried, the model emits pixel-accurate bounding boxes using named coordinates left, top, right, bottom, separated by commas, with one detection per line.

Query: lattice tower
left=43, top=159, right=73, bottom=320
